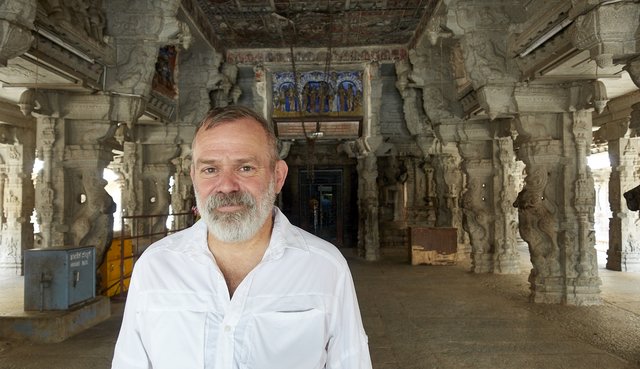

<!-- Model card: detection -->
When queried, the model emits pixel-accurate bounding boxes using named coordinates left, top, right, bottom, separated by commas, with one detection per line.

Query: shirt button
left=224, top=325, right=232, bottom=333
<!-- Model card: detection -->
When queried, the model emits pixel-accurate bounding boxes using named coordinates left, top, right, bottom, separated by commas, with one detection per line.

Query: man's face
left=190, top=118, right=288, bottom=242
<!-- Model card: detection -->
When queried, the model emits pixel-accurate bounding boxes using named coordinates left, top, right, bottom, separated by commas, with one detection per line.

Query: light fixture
left=36, top=27, right=95, bottom=63
left=518, top=18, right=573, bottom=58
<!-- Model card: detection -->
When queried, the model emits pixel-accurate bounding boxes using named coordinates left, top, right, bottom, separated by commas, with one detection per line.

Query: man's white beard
left=196, top=179, right=276, bottom=243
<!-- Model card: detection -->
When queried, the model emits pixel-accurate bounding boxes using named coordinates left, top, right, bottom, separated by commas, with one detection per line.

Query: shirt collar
left=267, top=207, right=309, bottom=258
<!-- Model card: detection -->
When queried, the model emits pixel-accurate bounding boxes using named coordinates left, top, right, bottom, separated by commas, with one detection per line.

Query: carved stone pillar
left=457, top=121, right=520, bottom=274
left=120, top=141, right=141, bottom=233
left=408, top=35, right=469, bottom=255
left=431, top=144, right=465, bottom=246
left=0, top=110, right=35, bottom=272
left=357, top=153, right=379, bottom=261
left=458, top=140, right=494, bottom=273
left=395, top=59, right=436, bottom=225
left=28, top=92, right=144, bottom=266
left=35, top=116, right=63, bottom=248
left=135, top=124, right=179, bottom=243
left=142, top=164, right=173, bottom=242
left=170, top=154, right=193, bottom=230
left=513, top=93, right=601, bottom=304
left=607, top=138, right=640, bottom=271
left=0, top=0, right=36, bottom=66
left=493, top=136, right=521, bottom=274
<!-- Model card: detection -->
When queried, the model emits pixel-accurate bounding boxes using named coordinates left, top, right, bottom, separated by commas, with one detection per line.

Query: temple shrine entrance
left=299, top=169, right=343, bottom=246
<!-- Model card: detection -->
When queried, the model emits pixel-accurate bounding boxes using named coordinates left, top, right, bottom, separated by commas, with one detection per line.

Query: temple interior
left=0, top=0, right=640, bottom=368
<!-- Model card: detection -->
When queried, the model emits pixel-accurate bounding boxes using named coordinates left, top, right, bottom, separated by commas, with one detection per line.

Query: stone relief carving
left=462, top=34, right=511, bottom=87
left=462, top=176, right=491, bottom=254
left=513, top=166, right=561, bottom=281
left=570, top=2, right=640, bottom=68
left=70, top=171, right=115, bottom=257
left=109, top=44, right=156, bottom=96
left=209, top=62, right=239, bottom=109
left=0, top=0, right=36, bottom=65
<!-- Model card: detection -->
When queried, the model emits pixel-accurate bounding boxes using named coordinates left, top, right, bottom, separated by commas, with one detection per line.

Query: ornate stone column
left=0, top=105, right=35, bottom=272
left=120, top=141, right=141, bottom=233
left=607, top=137, right=640, bottom=271
left=407, top=33, right=469, bottom=256
left=458, top=138, right=494, bottom=272
left=173, top=38, right=223, bottom=230
left=395, top=59, right=436, bottom=225
left=170, top=155, right=192, bottom=230
left=34, top=114, right=63, bottom=248
left=593, top=98, right=639, bottom=271
left=513, top=85, right=601, bottom=305
left=493, top=135, right=521, bottom=274
left=456, top=120, right=520, bottom=274
left=105, top=0, right=192, bottom=241
left=355, top=60, right=385, bottom=261
left=135, top=124, right=179, bottom=243
left=26, top=91, right=144, bottom=266
left=357, top=153, right=379, bottom=261
left=430, top=144, right=467, bottom=255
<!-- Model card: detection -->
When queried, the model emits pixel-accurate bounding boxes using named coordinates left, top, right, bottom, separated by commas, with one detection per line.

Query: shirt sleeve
left=111, top=262, right=151, bottom=369
left=325, top=266, right=373, bottom=369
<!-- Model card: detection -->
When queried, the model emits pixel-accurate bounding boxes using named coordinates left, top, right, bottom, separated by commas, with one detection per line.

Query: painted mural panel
left=272, top=71, right=363, bottom=117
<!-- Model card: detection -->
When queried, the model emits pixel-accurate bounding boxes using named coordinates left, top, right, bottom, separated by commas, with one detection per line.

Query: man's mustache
left=207, top=191, right=256, bottom=210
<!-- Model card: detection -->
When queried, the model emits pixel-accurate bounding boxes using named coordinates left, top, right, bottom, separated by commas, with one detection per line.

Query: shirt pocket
left=244, top=308, right=327, bottom=369
left=138, top=292, right=215, bottom=369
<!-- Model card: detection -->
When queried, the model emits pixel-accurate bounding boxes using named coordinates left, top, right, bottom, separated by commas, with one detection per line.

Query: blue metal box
left=24, top=246, right=96, bottom=311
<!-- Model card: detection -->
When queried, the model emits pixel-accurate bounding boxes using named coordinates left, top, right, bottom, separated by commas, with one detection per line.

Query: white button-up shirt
left=112, top=208, right=372, bottom=369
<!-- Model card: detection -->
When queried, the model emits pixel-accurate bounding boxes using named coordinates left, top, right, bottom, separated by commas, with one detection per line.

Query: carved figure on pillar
left=513, top=167, right=561, bottom=295
left=462, top=175, right=493, bottom=273
left=71, top=171, right=116, bottom=259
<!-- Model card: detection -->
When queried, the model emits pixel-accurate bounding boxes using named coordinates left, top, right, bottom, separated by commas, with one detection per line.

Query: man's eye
left=203, top=167, right=217, bottom=174
left=239, top=166, right=254, bottom=172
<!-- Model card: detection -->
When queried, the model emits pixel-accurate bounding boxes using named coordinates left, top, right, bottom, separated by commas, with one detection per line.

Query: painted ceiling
left=195, top=0, right=438, bottom=49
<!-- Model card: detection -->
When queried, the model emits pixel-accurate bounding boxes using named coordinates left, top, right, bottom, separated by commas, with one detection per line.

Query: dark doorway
left=299, top=169, right=343, bottom=245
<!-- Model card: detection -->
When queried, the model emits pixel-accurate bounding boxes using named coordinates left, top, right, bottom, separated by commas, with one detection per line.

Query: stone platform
left=0, top=270, right=111, bottom=343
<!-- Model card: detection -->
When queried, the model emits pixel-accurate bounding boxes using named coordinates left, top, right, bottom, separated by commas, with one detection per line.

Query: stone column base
left=471, top=252, right=493, bottom=273
left=529, top=274, right=602, bottom=305
left=607, top=250, right=640, bottom=272
left=493, top=252, right=520, bottom=274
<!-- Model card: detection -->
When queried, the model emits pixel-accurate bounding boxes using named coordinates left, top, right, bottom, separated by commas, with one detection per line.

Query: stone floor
left=0, top=244, right=639, bottom=369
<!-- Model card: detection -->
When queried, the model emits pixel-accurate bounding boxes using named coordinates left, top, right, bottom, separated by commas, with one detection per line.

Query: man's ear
left=274, top=160, right=288, bottom=193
